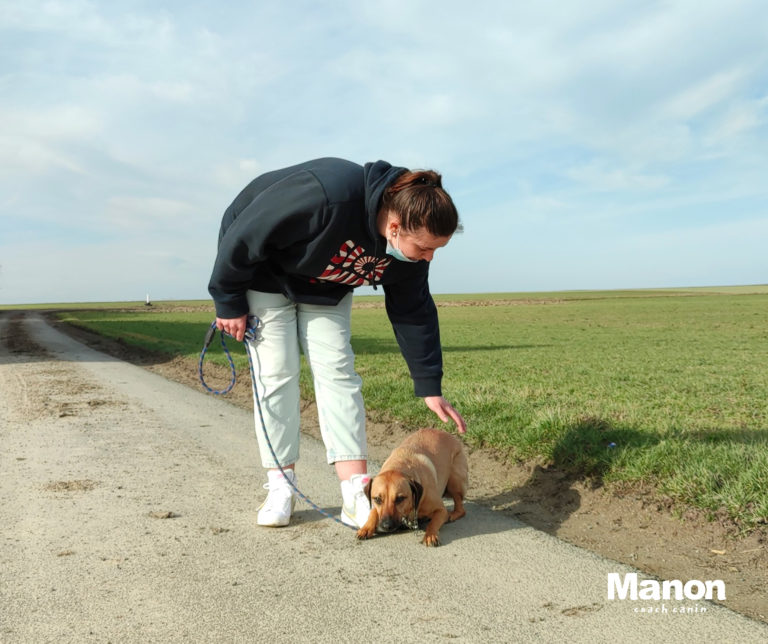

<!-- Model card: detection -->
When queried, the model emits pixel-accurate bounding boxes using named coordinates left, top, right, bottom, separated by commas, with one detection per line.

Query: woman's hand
left=423, top=396, right=467, bottom=434
left=216, top=315, right=248, bottom=342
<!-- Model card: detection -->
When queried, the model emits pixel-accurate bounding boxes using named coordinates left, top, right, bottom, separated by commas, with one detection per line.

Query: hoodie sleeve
left=208, top=171, right=326, bottom=318
left=383, top=264, right=443, bottom=397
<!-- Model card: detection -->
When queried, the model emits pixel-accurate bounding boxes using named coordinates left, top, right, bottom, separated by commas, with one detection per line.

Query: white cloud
left=211, top=159, right=266, bottom=190
left=0, top=104, right=103, bottom=175
left=105, top=196, right=197, bottom=229
left=660, top=69, right=748, bottom=121
left=1, top=138, right=86, bottom=175
left=566, top=161, right=670, bottom=192
left=704, top=95, right=768, bottom=145
left=0, top=0, right=174, bottom=50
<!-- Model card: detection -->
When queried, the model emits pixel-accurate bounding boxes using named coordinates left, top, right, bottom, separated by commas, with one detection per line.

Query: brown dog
left=357, top=428, right=468, bottom=546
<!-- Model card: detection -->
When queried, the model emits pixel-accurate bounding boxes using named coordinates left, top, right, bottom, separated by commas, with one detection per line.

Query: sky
left=1, top=0, right=767, bottom=305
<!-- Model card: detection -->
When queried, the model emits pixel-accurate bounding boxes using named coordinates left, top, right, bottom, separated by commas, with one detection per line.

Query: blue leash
left=198, top=320, right=355, bottom=530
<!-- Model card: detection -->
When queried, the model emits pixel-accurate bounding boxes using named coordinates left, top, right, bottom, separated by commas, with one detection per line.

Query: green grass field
left=36, top=287, right=768, bottom=532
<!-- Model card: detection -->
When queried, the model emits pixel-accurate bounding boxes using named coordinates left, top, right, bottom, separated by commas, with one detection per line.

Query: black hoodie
left=208, top=157, right=443, bottom=397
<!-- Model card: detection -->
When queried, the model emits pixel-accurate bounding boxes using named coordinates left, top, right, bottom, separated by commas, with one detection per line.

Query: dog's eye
left=395, top=495, right=407, bottom=504
left=373, top=496, right=383, bottom=505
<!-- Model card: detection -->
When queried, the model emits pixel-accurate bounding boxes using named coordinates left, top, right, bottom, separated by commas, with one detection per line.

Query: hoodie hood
left=363, top=160, right=407, bottom=241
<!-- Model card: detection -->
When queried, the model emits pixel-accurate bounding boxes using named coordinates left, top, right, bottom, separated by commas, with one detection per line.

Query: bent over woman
left=208, top=157, right=466, bottom=528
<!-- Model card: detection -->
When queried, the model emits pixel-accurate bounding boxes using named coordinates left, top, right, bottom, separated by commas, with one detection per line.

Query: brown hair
left=380, top=170, right=462, bottom=237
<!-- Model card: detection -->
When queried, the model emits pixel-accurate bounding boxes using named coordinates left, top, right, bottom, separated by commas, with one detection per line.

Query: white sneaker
left=340, top=474, right=372, bottom=528
left=257, top=469, right=297, bottom=527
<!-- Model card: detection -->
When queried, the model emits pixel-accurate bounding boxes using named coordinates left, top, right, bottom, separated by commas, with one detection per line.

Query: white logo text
left=607, top=573, right=726, bottom=601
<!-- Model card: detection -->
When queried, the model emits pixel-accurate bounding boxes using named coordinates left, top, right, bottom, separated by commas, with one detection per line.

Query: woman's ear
left=384, top=210, right=401, bottom=236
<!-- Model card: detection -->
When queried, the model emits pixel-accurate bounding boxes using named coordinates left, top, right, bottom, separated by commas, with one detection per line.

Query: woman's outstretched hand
left=423, top=396, right=467, bottom=434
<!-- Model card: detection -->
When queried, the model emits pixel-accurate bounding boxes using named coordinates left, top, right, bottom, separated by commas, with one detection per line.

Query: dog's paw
left=422, top=534, right=441, bottom=547
left=356, top=526, right=375, bottom=540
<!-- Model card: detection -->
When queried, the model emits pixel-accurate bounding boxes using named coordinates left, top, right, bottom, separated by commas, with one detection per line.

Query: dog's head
left=364, top=471, right=423, bottom=533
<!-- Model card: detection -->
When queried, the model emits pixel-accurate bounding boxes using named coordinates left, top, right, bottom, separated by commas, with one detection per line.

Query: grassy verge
left=46, top=288, right=768, bottom=532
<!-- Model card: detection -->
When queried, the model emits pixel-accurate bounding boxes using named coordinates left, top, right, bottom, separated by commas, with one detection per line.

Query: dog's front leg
left=356, top=508, right=379, bottom=540
left=421, top=506, right=449, bottom=547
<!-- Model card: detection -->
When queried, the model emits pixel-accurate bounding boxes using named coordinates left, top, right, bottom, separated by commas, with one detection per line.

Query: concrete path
left=1, top=313, right=766, bottom=643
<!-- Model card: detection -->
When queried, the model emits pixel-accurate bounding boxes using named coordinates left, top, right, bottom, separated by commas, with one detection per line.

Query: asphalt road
left=2, top=312, right=767, bottom=643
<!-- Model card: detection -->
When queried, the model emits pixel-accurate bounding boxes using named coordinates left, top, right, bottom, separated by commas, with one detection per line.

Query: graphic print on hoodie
left=316, top=240, right=392, bottom=286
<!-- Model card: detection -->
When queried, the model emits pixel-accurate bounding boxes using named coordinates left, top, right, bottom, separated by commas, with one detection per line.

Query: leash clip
left=243, top=315, right=261, bottom=343
left=203, top=323, right=217, bottom=349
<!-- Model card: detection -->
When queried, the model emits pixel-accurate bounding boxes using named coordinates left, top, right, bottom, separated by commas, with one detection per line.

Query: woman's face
left=391, top=225, right=452, bottom=262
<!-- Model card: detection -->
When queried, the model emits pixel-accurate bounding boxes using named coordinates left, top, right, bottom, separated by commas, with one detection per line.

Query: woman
left=208, top=157, right=466, bottom=528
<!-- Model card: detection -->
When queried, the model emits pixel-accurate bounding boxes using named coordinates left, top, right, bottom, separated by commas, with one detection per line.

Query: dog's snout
left=378, top=516, right=399, bottom=532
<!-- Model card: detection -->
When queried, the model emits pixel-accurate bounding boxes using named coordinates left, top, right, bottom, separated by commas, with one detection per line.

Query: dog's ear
left=363, top=476, right=374, bottom=503
left=409, top=479, right=424, bottom=509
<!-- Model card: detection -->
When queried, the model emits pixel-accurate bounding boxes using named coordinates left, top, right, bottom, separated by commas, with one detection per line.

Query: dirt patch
left=148, top=511, right=181, bottom=520
left=44, top=315, right=768, bottom=622
left=3, top=313, right=52, bottom=357
left=44, top=480, right=98, bottom=493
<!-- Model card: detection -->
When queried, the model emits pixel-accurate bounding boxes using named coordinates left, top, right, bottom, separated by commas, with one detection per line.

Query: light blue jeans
left=245, top=290, right=366, bottom=468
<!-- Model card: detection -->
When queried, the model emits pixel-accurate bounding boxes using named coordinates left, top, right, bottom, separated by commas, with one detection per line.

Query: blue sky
left=1, top=0, right=767, bottom=304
